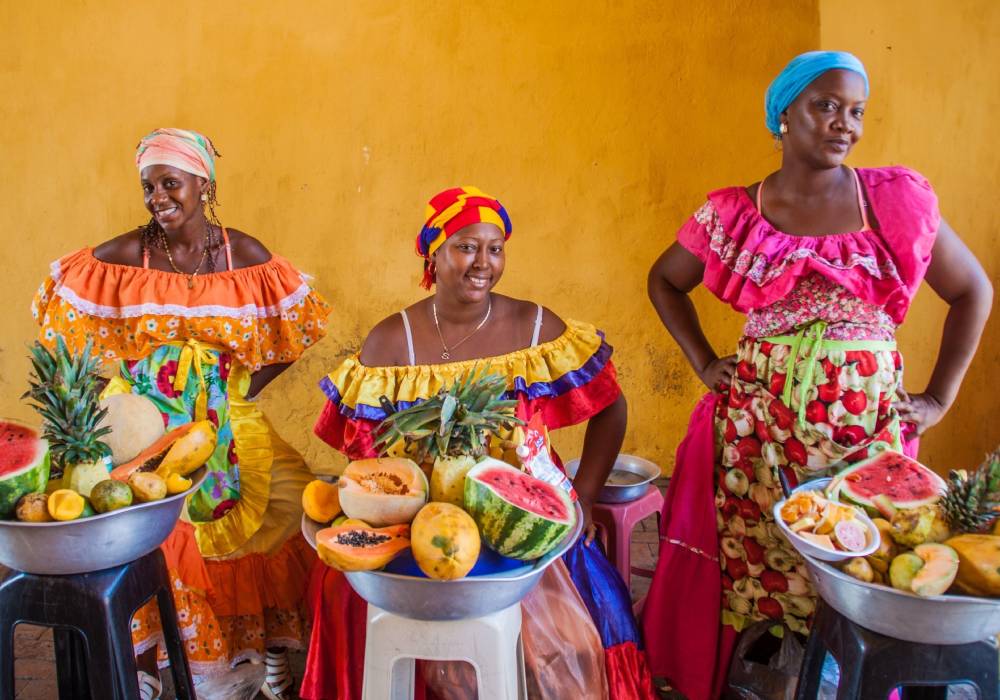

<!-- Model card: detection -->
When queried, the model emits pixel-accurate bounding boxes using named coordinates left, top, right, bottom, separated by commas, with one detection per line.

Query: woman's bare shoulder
left=359, top=311, right=411, bottom=366
left=225, top=228, right=273, bottom=268
left=92, top=229, right=144, bottom=266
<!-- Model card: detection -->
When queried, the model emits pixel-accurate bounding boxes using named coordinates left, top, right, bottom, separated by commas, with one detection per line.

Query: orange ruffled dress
left=32, top=246, right=330, bottom=679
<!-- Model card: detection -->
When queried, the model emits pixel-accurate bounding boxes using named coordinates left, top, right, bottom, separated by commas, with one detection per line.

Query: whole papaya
left=945, top=534, right=1000, bottom=597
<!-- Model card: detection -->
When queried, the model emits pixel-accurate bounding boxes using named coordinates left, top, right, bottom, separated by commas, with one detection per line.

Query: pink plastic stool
left=590, top=484, right=665, bottom=586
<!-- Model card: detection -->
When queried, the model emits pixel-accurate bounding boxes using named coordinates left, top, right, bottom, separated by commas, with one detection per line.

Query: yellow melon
left=97, top=394, right=165, bottom=466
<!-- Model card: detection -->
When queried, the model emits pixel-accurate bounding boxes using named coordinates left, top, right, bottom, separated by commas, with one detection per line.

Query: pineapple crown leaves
left=22, top=336, right=112, bottom=467
left=374, top=365, right=523, bottom=462
left=942, top=454, right=1000, bottom=534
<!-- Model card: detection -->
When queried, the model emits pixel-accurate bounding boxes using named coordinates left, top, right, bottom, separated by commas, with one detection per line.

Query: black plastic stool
left=0, top=548, right=195, bottom=700
left=795, top=601, right=998, bottom=700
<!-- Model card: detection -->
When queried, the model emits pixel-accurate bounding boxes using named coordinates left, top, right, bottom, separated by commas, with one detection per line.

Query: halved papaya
left=315, top=523, right=410, bottom=571
left=109, top=420, right=217, bottom=483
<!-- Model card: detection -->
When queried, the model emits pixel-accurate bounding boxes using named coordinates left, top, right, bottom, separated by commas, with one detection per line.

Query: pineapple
left=375, top=368, right=522, bottom=506
left=940, top=447, right=1000, bottom=535
left=23, top=337, right=112, bottom=496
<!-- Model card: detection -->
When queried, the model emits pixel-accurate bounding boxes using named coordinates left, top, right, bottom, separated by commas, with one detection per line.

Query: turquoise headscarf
left=765, top=51, right=869, bottom=136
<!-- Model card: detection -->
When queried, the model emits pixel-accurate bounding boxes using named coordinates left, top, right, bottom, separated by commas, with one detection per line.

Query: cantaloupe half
left=910, top=543, right=959, bottom=597
left=338, top=458, right=428, bottom=527
left=109, top=421, right=216, bottom=483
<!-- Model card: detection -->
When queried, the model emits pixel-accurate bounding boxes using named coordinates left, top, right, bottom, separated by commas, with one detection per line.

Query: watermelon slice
left=0, top=419, right=51, bottom=518
left=464, top=458, right=576, bottom=560
left=832, top=450, right=944, bottom=511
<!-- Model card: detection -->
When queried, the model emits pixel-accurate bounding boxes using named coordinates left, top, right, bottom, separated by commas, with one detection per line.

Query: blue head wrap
left=764, top=51, right=869, bottom=136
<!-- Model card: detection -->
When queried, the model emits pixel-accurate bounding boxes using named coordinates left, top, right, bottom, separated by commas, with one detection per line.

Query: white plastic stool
left=362, top=602, right=527, bottom=700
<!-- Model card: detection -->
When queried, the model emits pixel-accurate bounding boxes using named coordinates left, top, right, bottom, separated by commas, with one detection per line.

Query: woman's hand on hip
left=699, top=354, right=737, bottom=393
left=895, top=389, right=947, bottom=435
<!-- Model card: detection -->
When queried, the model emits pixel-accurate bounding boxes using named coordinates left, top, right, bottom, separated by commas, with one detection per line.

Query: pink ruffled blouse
left=677, top=167, right=939, bottom=340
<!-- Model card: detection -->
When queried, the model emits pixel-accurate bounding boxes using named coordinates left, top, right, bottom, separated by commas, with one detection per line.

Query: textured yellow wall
left=2, top=0, right=844, bottom=477
left=820, top=0, right=1000, bottom=472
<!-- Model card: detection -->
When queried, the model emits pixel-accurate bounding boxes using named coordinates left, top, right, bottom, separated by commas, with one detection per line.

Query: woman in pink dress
left=641, top=51, right=993, bottom=699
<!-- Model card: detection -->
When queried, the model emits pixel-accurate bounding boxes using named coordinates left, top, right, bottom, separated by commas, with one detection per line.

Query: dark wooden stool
left=0, top=548, right=195, bottom=700
left=795, top=601, right=998, bottom=700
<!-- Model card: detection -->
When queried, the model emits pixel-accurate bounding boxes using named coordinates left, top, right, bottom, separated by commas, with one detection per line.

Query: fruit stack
left=826, top=449, right=1000, bottom=599
left=1, top=337, right=215, bottom=524
left=303, top=370, right=578, bottom=581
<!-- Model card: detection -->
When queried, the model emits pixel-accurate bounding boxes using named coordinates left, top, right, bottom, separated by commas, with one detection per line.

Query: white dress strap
left=530, top=304, right=543, bottom=347
left=399, top=310, right=416, bottom=366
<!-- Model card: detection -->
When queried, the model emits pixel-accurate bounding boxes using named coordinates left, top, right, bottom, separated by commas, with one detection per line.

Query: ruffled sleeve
left=314, top=319, right=621, bottom=459
left=681, top=166, right=940, bottom=324
left=31, top=248, right=331, bottom=370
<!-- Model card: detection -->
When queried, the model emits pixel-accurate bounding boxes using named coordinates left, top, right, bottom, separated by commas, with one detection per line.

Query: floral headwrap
left=135, top=128, right=220, bottom=181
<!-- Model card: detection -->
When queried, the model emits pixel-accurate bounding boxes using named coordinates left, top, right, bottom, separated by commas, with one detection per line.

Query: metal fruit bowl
left=564, top=454, right=659, bottom=503
left=0, top=468, right=207, bottom=575
left=802, top=552, right=1000, bottom=644
left=302, top=503, right=583, bottom=621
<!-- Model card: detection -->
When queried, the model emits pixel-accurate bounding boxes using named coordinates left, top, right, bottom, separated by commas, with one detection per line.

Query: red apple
left=736, top=360, right=757, bottom=383
left=757, top=596, right=785, bottom=619
left=769, top=372, right=786, bottom=397
left=736, top=436, right=762, bottom=459
left=726, top=556, right=748, bottom=580
left=743, top=538, right=765, bottom=565
left=846, top=350, right=879, bottom=377
left=768, top=400, right=795, bottom=430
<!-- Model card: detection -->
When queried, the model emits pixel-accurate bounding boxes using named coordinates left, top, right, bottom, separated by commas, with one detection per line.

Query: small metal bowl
left=302, top=503, right=583, bottom=621
left=564, top=454, right=660, bottom=503
left=0, top=468, right=207, bottom=575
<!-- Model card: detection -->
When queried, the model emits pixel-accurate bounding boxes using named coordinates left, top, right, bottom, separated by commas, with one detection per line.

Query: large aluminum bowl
left=802, top=552, right=1000, bottom=644
left=0, top=468, right=207, bottom=575
left=303, top=503, right=583, bottom=620
left=564, top=454, right=659, bottom=504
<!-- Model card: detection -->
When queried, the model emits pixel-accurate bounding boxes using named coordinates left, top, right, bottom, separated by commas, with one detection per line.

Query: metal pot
left=564, top=454, right=660, bottom=503
left=802, top=552, right=1000, bottom=645
left=0, top=468, right=206, bottom=575
left=302, top=503, right=583, bottom=621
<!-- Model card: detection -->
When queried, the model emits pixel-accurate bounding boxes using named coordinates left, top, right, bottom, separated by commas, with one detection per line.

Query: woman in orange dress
left=32, top=128, right=330, bottom=700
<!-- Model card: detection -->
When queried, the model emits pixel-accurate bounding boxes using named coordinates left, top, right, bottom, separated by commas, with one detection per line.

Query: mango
left=842, top=557, right=874, bottom=583
left=128, top=472, right=167, bottom=503
left=165, top=473, right=192, bottom=495
left=47, top=489, right=86, bottom=521
left=15, top=493, right=53, bottom=522
left=945, top=534, right=1000, bottom=597
left=910, top=543, right=959, bottom=597
left=90, top=479, right=133, bottom=513
left=889, top=552, right=924, bottom=591
left=303, top=479, right=341, bottom=523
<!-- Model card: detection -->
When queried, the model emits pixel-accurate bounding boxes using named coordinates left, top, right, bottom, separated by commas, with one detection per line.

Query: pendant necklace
left=432, top=296, right=492, bottom=361
left=158, top=223, right=211, bottom=289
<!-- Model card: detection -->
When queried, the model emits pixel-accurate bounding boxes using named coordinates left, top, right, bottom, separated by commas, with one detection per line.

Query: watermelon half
left=464, top=458, right=576, bottom=561
left=831, top=450, right=944, bottom=511
left=0, top=419, right=50, bottom=519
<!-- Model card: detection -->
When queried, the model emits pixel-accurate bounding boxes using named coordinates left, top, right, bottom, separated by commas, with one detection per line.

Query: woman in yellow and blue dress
left=302, top=187, right=657, bottom=700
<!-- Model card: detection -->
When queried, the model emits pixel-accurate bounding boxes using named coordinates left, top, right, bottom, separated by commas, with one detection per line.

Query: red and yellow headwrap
left=416, top=186, right=512, bottom=289
left=135, top=128, right=220, bottom=182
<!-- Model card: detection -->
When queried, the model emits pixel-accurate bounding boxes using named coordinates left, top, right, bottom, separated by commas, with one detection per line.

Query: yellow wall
left=820, top=0, right=1000, bottom=472
left=8, top=2, right=994, bottom=479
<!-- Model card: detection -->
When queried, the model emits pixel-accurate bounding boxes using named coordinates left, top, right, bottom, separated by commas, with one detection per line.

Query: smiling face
left=781, top=69, right=867, bottom=169
left=432, top=222, right=506, bottom=304
left=140, top=164, right=208, bottom=232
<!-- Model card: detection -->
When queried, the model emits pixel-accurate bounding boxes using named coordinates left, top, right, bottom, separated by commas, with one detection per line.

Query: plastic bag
left=421, top=560, right=607, bottom=700
left=726, top=621, right=805, bottom=700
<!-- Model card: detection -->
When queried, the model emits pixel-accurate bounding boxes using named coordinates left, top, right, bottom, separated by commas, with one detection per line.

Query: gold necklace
left=432, top=296, right=492, bottom=360
left=158, top=226, right=210, bottom=288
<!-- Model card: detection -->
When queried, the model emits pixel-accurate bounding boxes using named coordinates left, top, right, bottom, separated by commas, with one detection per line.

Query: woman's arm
left=247, top=363, right=292, bottom=399
left=897, top=218, right=993, bottom=433
left=647, top=242, right=735, bottom=390
left=572, top=393, right=628, bottom=543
